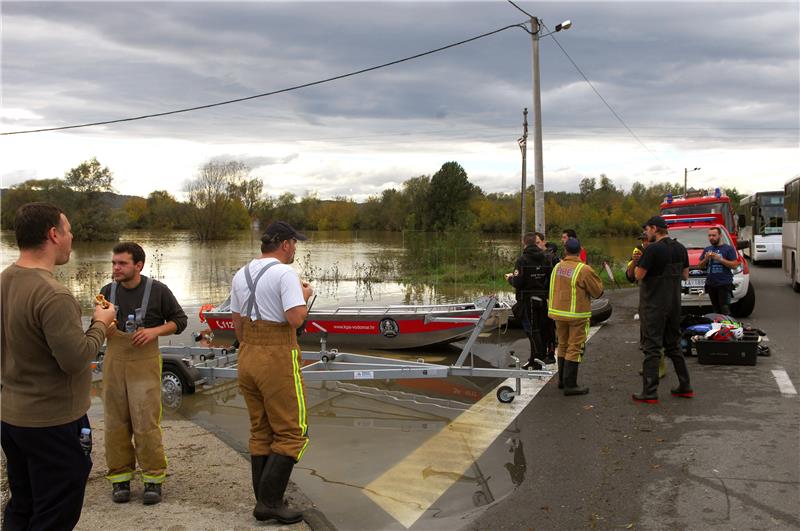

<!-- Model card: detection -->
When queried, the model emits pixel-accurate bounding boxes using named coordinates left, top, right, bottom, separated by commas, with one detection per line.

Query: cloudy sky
left=1, top=1, right=798, bottom=201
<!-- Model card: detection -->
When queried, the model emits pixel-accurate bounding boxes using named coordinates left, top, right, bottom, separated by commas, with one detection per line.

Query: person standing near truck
left=633, top=216, right=692, bottom=403
left=100, top=242, right=188, bottom=505
left=698, top=226, right=739, bottom=315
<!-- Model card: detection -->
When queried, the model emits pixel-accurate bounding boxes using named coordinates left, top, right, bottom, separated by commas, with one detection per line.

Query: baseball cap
left=642, top=216, right=668, bottom=229
left=261, top=221, right=307, bottom=243
left=564, top=237, right=581, bottom=254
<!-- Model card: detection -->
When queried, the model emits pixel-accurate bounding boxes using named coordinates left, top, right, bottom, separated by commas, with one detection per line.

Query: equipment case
left=696, top=333, right=759, bottom=366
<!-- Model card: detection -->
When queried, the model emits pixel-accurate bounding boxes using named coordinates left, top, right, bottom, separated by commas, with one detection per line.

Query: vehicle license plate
left=683, top=278, right=705, bottom=288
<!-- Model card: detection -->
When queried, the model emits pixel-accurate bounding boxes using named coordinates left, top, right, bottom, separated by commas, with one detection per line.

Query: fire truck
left=660, top=188, right=740, bottom=246
left=659, top=188, right=755, bottom=316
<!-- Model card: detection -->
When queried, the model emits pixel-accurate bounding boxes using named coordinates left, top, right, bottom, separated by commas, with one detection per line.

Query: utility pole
left=530, top=17, right=545, bottom=235
left=518, top=108, right=528, bottom=243
left=684, top=167, right=701, bottom=195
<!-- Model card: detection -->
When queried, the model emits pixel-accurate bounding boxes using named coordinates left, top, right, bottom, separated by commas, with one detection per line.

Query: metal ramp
left=188, top=296, right=552, bottom=403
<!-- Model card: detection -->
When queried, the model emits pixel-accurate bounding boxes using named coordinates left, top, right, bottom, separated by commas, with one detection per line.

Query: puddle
left=156, top=327, right=541, bottom=530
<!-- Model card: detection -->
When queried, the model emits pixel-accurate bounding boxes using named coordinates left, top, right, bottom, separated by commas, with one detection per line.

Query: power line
left=539, top=20, right=667, bottom=166
left=1, top=23, right=527, bottom=136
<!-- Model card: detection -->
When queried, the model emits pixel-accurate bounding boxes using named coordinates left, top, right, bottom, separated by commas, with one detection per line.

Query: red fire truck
left=660, top=188, right=741, bottom=247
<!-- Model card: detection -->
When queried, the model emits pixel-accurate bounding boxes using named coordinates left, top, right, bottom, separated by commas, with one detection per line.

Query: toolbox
left=696, top=332, right=759, bottom=366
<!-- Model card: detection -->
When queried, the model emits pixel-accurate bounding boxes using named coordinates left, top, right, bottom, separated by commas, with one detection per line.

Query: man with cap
left=547, top=237, right=604, bottom=395
left=633, top=216, right=692, bottom=403
left=625, top=232, right=667, bottom=379
left=230, top=221, right=313, bottom=524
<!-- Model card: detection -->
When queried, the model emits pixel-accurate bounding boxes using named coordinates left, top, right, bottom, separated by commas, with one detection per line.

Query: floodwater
left=1, top=229, right=623, bottom=529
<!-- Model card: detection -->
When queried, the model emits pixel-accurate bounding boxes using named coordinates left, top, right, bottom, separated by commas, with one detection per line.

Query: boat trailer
left=157, top=297, right=553, bottom=403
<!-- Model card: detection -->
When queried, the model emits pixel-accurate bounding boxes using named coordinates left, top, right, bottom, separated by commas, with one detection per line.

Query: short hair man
left=697, top=227, right=739, bottom=315
left=99, top=242, right=188, bottom=505
left=561, top=229, right=587, bottom=263
left=1, top=202, right=116, bottom=529
left=231, top=221, right=314, bottom=524
left=548, top=238, right=604, bottom=395
left=506, top=232, right=555, bottom=368
left=633, top=216, right=692, bottom=403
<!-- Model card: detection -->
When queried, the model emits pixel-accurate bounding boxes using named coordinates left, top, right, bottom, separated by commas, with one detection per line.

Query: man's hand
left=131, top=327, right=159, bottom=346
left=301, top=280, right=314, bottom=302
left=92, top=304, right=117, bottom=329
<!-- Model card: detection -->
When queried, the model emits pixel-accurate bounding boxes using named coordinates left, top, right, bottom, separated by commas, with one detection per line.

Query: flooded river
left=1, top=229, right=622, bottom=529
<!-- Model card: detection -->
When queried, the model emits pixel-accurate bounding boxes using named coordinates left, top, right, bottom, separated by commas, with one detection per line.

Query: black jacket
left=508, top=245, right=554, bottom=302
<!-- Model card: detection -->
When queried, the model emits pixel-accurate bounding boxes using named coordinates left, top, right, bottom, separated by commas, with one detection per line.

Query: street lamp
left=684, top=167, right=701, bottom=195
left=530, top=17, right=572, bottom=235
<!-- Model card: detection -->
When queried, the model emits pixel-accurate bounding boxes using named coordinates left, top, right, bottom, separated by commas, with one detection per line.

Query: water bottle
left=125, top=314, right=136, bottom=334
left=79, top=427, right=92, bottom=456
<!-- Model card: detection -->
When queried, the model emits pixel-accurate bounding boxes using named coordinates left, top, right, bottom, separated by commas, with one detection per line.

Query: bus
left=784, top=175, right=800, bottom=292
left=737, top=191, right=783, bottom=264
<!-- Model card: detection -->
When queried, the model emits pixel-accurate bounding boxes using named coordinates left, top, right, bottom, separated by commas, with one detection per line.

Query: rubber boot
left=557, top=357, right=565, bottom=390
left=669, top=355, right=694, bottom=398
left=632, top=357, right=660, bottom=403
left=524, top=333, right=546, bottom=369
left=250, top=455, right=268, bottom=500
left=562, top=360, right=589, bottom=396
left=638, top=353, right=667, bottom=379
left=254, top=454, right=304, bottom=524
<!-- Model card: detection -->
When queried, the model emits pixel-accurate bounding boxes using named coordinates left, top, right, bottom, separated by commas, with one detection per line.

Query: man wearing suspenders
left=230, top=221, right=313, bottom=524
left=100, top=242, right=187, bottom=505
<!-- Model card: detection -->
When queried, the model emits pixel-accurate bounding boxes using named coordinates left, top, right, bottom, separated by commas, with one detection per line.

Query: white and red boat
left=199, top=296, right=512, bottom=350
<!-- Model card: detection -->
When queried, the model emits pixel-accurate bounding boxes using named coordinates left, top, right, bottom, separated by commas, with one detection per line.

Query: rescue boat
left=199, top=296, right=513, bottom=350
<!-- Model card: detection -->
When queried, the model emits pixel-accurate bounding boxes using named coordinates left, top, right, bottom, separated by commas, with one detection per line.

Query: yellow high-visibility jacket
left=548, top=256, right=604, bottom=321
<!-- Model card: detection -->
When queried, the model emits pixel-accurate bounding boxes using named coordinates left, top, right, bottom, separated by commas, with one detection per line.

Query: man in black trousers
left=632, top=216, right=693, bottom=403
left=1, top=203, right=117, bottom=530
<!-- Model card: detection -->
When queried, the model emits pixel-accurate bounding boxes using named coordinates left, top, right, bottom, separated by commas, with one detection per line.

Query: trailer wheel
left=496, top=385, right=515, bottom=403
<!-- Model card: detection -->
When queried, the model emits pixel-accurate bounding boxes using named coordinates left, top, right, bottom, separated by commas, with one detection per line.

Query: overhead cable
left=1, top=23, right=527, bottom=136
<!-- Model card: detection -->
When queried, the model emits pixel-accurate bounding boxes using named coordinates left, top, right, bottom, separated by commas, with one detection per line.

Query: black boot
left=563, top=360, right=589, bottom=396
left=669, top=355, right=694, bottom=398
left=524, top=334, right=546, bottom=369
left=254, top=454, right=304, bottom=524
left=557, top=357, right=565, bottom=389
left=250, top=455, right=268, bottom=500
left=633, top=357, right=660, bottom=403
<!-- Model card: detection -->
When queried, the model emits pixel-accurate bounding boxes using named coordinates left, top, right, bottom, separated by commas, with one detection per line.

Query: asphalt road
left=467, top=262, right=800, bottom=531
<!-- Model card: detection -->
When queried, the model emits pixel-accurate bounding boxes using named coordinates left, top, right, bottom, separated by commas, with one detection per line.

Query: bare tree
left=186, top=160, right=250, bottom=240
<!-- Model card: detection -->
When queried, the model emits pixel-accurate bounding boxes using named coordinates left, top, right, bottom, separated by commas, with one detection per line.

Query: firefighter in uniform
left=548, top=238, right=604, bottom=395
left=100, top=242, right=187, bottom=505
left=626, top=233, right=667, bottom=379
left=633, top=216, right=692, bottom=403
left=506, top=232, right=554, bottom=369
left=230, top=221, right=313, bottom=524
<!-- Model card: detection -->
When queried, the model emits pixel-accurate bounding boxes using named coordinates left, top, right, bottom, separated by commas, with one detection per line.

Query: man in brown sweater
left=1, top=202, right=117, bottom=530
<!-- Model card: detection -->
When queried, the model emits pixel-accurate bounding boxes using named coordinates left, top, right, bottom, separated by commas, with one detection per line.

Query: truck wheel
left=730, top=283, right=756, bottom=317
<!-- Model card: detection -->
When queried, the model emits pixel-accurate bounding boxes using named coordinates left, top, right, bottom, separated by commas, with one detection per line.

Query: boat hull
left=202, top=303, right=511, bottom=350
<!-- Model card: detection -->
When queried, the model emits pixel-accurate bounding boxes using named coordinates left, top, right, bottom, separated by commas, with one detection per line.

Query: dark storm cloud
left=2, top=2, right=798, bottom=189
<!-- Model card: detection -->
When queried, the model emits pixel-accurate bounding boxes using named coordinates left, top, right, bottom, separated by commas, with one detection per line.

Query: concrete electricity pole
left=518, top=108, right=528, bottom=243
left=530, top=17, right=545, bottom=235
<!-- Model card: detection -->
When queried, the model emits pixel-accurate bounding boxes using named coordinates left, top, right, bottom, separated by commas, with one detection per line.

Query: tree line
left=1, top=157, right=741, bottom=241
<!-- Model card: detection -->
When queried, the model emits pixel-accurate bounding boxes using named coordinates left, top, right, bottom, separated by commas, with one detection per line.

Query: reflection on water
left=0, top=229, right=635, bottom=316
left=154, top=329, right=536, bottom=530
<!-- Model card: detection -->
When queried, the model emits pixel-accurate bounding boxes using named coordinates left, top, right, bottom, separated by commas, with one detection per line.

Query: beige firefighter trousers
left=237, top=320, right=309, bottom=461
left=555, top=318, right=591, bottom=363
left=103, top=332, right=166, bottom=484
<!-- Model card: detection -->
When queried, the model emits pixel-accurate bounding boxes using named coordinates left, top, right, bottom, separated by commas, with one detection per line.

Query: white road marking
left=364, top=324, right=602, bottom=528
left=772, top=369, right=798, bottom=396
